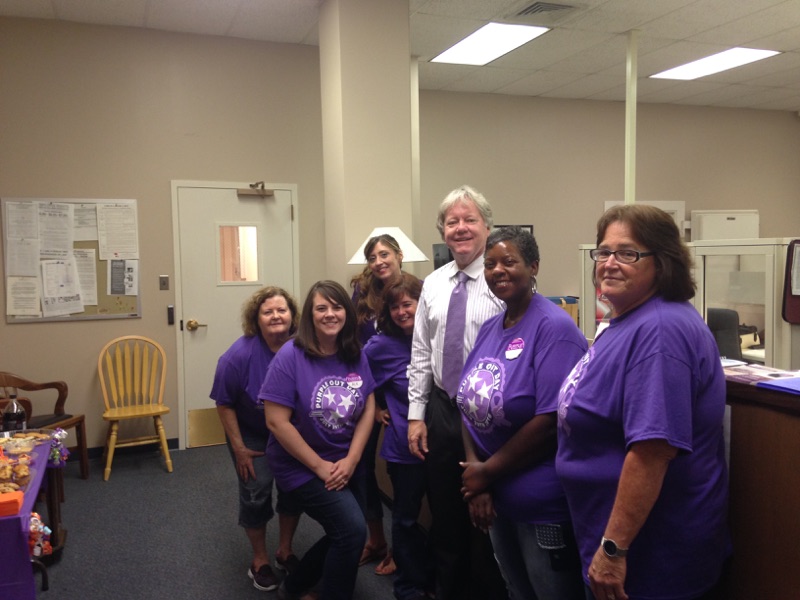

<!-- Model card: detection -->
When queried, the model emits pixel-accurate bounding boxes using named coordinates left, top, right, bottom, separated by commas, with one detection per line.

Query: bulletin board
left=1, top=197, right=141, bottom=323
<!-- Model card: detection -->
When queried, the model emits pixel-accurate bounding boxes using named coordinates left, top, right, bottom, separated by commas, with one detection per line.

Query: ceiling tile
left=53, top=0, right=147, bottom=27
left=228, top=0, right=321, bottom=44
left=2, top=0, right=799, bottom=111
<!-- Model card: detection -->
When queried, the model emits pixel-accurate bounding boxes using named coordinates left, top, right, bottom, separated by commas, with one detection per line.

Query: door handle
left=185, top=319, right=208, bottom=332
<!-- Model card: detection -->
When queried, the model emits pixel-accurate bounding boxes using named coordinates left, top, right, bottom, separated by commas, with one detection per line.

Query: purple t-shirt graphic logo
left=557, top=346, right=593, bottom=437
left=311, top=375, right=364, bottom=432
left=457, top=357, right=510, bottom=433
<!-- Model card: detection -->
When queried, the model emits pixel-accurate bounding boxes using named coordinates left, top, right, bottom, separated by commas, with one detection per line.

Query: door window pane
left=219, top=225, right=258, bottom=282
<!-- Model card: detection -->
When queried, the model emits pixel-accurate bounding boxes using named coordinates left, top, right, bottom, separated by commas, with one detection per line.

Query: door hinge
left=291, top=204, right=294, bottom=221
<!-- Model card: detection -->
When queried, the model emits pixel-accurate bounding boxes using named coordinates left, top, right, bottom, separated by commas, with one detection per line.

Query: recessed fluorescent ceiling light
left=431, top=22, right=549, bottom=66
left=650, top=47, right=780, bottom=80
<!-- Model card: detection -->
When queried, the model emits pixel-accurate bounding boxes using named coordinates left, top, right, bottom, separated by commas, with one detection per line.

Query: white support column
left=624, top=29, right=639, bottom=205
left=318, top=0, right=419, bottom=282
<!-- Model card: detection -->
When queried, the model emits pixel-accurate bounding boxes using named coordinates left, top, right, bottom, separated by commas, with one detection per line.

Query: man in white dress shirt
left=408, top=185, right=507, bottom=600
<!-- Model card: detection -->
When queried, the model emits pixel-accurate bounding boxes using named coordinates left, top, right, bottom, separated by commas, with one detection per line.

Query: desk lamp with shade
left=347, top=227, right=430, bottom=266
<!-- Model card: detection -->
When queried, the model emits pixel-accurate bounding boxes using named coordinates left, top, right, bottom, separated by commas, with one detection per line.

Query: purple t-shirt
left=364, top=333, right=421, bottom=465
left=457, top=293, right=587, bottom=524
left=210, top=334, right=274, bottom=438
left=556, top=296, right=729, bottom=600
left=259, top=342, right=376, bottom=492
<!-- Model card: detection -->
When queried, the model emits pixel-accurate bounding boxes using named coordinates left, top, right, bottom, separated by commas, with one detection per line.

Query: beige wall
left=417, top=91, right=800, bottom=293
left=2, top=17, right=799, bottom=450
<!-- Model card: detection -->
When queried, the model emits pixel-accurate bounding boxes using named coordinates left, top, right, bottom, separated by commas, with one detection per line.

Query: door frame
left=171, top=179, right=301, bottom=449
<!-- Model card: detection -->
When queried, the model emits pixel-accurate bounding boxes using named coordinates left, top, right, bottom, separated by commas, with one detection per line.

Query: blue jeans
left=387, top=461, right=431, bottom=600
left=226, top=431, right=301, bottom=529
left=280, top=475, right=367, bottom=600
left=490, top=513, right=583, bottom=600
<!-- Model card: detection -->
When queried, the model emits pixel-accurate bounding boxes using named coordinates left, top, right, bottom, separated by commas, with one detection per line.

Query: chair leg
left=75, top=415, right=89, bottom=480
left=32, top=558, right=49, bottom=591
left=104, top=421, right=118, bottom=481
left=154, top=416, right=173, bottom=473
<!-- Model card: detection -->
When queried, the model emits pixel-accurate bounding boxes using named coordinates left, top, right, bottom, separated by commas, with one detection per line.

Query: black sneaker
left=248, top=563, right=280, bottom=592
left=275, top=554, right=301, bottom=574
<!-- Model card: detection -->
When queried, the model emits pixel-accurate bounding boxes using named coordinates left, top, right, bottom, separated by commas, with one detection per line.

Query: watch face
left=603, top=539, right=617, bottom=556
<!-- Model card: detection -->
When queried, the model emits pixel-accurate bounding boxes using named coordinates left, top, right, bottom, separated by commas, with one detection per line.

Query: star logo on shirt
left=456, top=357, right=507, bottom=433
left=312, top=377, right=365, bottom=433
left=338, top=392, right=354, bottom=416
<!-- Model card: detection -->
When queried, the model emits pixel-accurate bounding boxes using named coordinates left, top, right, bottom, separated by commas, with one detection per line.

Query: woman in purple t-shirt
left=458, top=226, right=586, bottom=600
left=262, top=280, right=376, bottom=600
left=209, top=286, right=302, bottom=592
left=350, top=233, right=405, bottom=576
left=556, top=205, right=729, bottom=600
left=365, top=273, right=433, bottom=600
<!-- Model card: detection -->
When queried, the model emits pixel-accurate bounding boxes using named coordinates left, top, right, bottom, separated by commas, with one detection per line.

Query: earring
left=531, top=275, right=538, bottom=294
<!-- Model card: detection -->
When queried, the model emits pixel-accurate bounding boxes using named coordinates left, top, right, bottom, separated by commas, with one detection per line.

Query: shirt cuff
left=407, top=402, right=426, bottom=421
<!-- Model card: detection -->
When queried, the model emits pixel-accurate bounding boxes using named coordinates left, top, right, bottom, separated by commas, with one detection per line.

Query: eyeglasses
left=589, top=248, right=655, bottom=264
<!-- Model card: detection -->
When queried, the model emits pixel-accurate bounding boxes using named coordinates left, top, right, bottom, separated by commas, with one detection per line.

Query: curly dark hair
left=241, top=286, right=299, bottom=338
left=295, top=280, right=361, bottom=363
left=592, top=204, right=696, bottom=302
left=377, top=273, right=422, bottom=337
left=486, top=225, right=540, bottom=266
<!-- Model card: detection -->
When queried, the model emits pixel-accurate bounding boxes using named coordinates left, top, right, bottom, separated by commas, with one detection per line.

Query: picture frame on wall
left=495, top=224, right=533, bottom=235
left=432, top=243, right=452, bottom=270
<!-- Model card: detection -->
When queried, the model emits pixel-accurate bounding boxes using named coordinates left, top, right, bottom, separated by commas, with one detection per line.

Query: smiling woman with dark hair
left=364, top=272, right=431, bottom=600
left=260, top=280, right=376, bottom=600
left=457, top=226, right=587, bottom=600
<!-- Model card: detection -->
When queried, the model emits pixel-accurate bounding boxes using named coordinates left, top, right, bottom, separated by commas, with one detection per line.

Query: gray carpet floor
left=41, top=445, right=396, bottom=599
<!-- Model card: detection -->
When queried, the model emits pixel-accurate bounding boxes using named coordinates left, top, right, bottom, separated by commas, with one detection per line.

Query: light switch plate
left=159, top=275, right=169, bottom=291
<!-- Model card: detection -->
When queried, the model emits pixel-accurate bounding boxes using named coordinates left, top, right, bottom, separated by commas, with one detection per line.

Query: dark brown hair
left=593, top=204, right=696, bottom=302
left=377, top=273, right=423, bottom=337
left=295, top=280, right=361, bottom=363
left=241, top=286, right=299, bottom=338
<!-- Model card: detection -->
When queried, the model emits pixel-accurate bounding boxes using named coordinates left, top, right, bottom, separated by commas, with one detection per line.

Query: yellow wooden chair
left=97, top=335, right=173, bottom=481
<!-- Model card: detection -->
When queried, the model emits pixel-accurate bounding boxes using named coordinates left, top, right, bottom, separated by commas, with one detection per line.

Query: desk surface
left=741, top=347, right=766, bottom=363
left=0, top=439, right=50, bottom=600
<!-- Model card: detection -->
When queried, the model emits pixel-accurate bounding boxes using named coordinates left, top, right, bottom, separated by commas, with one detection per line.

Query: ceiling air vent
left=516, top=2, right=575, bottom=17
left=504, top=2, right=585, bottom=25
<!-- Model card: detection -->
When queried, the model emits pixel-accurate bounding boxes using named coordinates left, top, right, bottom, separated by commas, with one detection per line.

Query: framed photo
left=495, top=224, right=533, bottom=235
left=432, top=243, right=453, bottom=270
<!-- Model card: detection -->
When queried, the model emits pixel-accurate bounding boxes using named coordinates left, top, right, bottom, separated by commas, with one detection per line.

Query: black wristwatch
left=601, top=537, right=628, bottom=558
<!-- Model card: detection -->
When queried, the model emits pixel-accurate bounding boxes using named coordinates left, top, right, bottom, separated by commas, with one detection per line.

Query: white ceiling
left=3, top=0, right=800, bottom=111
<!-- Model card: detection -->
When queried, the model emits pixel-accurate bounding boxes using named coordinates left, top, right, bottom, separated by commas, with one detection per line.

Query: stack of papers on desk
left=723, top=363, right=800, bottom=395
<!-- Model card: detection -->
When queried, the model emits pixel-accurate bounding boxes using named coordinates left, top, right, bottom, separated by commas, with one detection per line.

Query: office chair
left=706, top=308, right=743, bottom=361
left=97, top=335, right=173, bottom=481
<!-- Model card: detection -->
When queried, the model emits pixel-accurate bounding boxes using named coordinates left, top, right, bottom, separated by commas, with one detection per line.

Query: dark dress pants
left=424, top=386, right=508, bottom=600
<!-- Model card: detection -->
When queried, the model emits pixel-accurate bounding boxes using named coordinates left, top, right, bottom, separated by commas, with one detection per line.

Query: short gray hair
left=436, top=185, right=493, bottom=238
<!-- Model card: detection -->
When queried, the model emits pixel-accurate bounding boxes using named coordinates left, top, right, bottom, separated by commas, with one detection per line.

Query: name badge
left=505, top=337, right=525, bottom=360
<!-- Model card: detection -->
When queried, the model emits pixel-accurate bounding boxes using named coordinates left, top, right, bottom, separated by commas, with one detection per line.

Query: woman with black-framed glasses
left=556, top=205, right=730, bottom=600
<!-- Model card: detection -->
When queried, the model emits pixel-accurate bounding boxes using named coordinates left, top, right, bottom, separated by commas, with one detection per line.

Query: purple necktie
left=442, top=270, right=469, bottom=398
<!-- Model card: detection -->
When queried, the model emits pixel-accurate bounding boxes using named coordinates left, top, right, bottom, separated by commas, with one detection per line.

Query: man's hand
left=408, top=419, right=428, bottom=460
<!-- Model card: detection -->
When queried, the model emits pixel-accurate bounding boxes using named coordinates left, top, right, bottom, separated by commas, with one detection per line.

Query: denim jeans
left=280, top=475, right=367, bottom=600
left=490, top=513, right=583, bottom=600
left=362, top=420, right=385, bottom=521
left=387, top=461, right=431, bottom=600
left=226, top=431, right=301, bottom=529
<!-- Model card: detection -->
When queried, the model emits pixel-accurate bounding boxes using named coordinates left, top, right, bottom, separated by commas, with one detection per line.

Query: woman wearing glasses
left=556, top=205, right=730, bottom=600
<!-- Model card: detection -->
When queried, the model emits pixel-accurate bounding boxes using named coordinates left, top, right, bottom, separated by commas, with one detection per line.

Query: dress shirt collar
left=447, top=254, right=485, bottom=282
